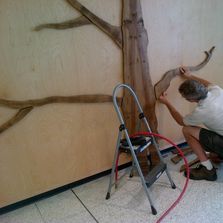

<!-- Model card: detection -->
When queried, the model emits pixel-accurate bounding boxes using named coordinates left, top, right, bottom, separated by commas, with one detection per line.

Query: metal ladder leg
left=165, top=168, right=176, bottom=189
left=153, top=141, right=176, bottom=189
left=143, top=116, right=176, bottom=190
left=106, top=131, right=122, bottom=199
left=129, top=159, right=135, bottom=178
left=125, top=132, right=157, bottom=215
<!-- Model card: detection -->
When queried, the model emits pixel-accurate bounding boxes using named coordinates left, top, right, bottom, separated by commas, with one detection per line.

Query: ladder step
left=120, top=137, right=151, bottom=153
left=145, top=162, right=167, bottom=188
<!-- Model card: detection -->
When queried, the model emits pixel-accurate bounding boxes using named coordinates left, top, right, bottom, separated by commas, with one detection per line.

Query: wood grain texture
left=34, top=0, right=158, bottom=136
left=122, top=0, right=157, bottom=133
left=121, top=0, right=160, bottom=171
left=34, top=0, right=160, bottom=171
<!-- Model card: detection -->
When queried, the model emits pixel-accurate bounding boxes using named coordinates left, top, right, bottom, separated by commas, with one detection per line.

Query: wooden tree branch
left=0, top=95, right=121, bottom=135
left=154, top=46, right=215, bottom=99
left=34, top=16, right=91, bottom=31
left=185, top=46, right=215, bottom=71
left=0, top=95, right=120, bottom=109
left=0, top=107, right=33, bottom=134
left=66, top=0, right=122, bottom=48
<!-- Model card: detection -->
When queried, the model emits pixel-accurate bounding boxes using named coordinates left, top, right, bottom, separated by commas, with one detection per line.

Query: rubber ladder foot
left=171, top=183, right=176, bottom=189
left=106, top=192, right=110, bottom=200
left=151, top=206, right=157, bottom=215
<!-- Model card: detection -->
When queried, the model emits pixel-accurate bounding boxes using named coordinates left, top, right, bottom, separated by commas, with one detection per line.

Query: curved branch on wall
left=0, top=95, right=121, bottom=134
left=66, top=0, right=122, bottom=48
left=34, top=16, right=91, bottom=31
left=34, top=0, right=122, bottom=48
left=154, top=46, right=215, bottom=99
left=0, top=107, right=33, bottom=134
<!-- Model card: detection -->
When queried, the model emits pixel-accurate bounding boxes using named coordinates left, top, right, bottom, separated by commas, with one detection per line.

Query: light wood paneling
left=0, top=0, right=126, bottom=207
left=0, top=0, right=223, bottom=207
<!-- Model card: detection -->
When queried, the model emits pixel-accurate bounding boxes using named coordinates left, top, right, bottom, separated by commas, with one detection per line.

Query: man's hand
left=179, top=66, right=191, bottom=79
left=159, top=91, right=185, bottom=126
left=159, top=92, right=169, bottom=105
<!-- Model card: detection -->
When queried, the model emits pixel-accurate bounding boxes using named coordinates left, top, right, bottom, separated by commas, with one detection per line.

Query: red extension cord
left=115, top=131, right=190, bottom=223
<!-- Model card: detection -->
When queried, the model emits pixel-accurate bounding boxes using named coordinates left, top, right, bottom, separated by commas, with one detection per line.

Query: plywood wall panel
left=0, top=0, right=125, bottom=207
left=0, top=0, right=223, bottom=207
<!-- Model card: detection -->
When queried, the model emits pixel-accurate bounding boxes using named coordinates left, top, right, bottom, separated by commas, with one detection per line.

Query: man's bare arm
left=159, top=93, right=185, bottom=126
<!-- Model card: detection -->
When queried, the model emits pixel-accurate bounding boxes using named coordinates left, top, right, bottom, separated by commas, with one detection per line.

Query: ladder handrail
left=112, top=83, right=144, bottom=126
left=113, top=83, right=163, bottom=160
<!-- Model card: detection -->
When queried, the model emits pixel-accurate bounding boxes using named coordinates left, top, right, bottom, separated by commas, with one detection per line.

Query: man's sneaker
left=184, top=164, right=217, bottom=181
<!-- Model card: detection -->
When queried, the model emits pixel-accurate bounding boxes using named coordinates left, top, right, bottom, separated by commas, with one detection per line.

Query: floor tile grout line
left=34, top=203, right=47, bottom=223
left=71, top=189, right=99, bottom=223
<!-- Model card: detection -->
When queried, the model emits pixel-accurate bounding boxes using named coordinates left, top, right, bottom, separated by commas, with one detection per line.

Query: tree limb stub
left=186, top=46, right=215, bottom=71
left=0, top=107, right=33, bottom=134
left=34, top=16, right=91, bottom=31
left=154, top=46, right=215, bottom=99
left=0, top=95, right=121, bottom=109
left=66, top=0, right=122, bottom=48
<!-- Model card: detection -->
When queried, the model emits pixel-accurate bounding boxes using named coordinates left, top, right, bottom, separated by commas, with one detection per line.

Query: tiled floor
left=1, top=152, right=223, bottom=223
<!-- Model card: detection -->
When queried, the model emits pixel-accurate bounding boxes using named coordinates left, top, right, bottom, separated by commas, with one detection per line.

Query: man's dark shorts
left=199, top=128, right=223, bottom=157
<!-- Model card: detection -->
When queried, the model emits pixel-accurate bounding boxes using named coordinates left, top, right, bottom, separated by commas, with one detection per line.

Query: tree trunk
left=122, top=0, right=160, bottom=173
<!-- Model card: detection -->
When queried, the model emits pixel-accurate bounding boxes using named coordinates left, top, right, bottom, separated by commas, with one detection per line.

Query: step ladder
left=105, top=84, right=176, bottom=215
